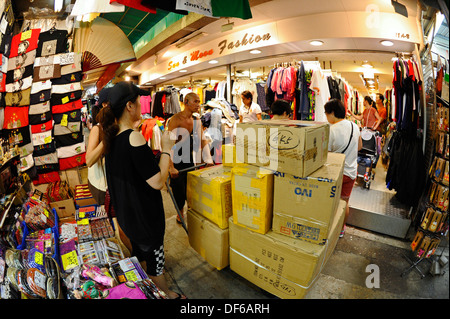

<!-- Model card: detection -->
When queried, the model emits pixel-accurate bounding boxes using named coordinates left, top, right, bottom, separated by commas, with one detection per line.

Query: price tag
left=77, top=218, right=89, bottom=226
left=61, top=114, right=68, bottom=127
left=34, top=251, right=44, bottom=265
left=61, top=250, right=79, bottom=271
left=61, top=96, right=70, bottom=104
left=79, top=211, right=85, bottom=218
left=125, top=270, right=139, bottom=282
left=44, top=135, right=52, bottom=144
left=20, top=30, right=32, bottom=41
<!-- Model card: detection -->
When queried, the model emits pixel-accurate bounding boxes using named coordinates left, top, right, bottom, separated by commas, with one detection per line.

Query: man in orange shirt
left=373, top=93, right=387, bottom=133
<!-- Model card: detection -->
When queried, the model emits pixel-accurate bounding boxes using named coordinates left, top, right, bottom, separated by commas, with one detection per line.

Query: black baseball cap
left=96, top=87, right=111, bottom=107
left=108, top=81, right=150, bottom=116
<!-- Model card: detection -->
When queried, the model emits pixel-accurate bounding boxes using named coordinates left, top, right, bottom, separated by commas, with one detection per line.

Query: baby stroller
left=357, top=128, right=380, bottom=189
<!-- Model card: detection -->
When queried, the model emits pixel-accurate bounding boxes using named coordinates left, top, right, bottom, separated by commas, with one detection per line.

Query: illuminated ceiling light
left=366, top=79, right=375, bottom=84
left=125, top=76, right=130, bottom=81
left=363, top=70, right=375, bottom=79
left=54, top=0, right=63, bottom=12
left=162, top=51, right=172, bottom=58
left=250, top=49, right=261, bottom=54
left=126, top=66, right=131, bottom=71
left=179, top=70, right=187, bottom=73
left=209, top=60, right=219, bottom=64
left=361, top=61, right=373, bottom=68
left=159, top=77, right=166, bottom=80
left=380, top=40, right=394, bottom=47
left=309, top=40, right=324, bottom=46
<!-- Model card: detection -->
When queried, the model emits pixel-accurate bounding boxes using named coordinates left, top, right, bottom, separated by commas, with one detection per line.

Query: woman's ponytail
left=97, top=106, right=119, bottom=154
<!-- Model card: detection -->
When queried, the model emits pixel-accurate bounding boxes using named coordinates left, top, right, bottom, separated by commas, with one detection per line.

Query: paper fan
left=73, top=16, right=136, bottom=72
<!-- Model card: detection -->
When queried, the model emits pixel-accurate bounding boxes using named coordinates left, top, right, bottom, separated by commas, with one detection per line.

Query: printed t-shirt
left=9, top=29, right=40, bottom=58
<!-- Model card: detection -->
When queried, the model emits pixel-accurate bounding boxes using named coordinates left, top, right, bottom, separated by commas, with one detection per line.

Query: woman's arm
left=347, top=110, right=363, bottom=121
left=86, top=125, right=104, bottom=167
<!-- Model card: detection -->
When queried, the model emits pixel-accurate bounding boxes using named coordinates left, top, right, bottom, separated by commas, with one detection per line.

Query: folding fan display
left=73, top=17, right=136, bottom=72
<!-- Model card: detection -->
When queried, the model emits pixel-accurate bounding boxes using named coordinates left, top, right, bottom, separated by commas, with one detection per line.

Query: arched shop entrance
left=128, top=0, right=432, bottom=240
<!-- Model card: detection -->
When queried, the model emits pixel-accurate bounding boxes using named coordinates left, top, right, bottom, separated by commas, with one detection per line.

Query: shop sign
left=166, top=23, right=277, bottom=71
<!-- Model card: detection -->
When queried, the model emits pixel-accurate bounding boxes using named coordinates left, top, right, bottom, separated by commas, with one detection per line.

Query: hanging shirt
left=7, top=49, right=36, bottom=71
left=59, top=153, right=86, bottom=171
left=3, top=106, right=29, bottom=129
left=36, top=29, right=68, bottom=57
left=310, top=68, right=330, bottom=122
left=9, top=29, right=41, bottom=58
left=140, top=95, right=152, bottom=114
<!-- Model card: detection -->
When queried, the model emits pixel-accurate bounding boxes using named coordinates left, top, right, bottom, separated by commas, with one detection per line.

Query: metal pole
left=226, top=64, right=232, bottom=103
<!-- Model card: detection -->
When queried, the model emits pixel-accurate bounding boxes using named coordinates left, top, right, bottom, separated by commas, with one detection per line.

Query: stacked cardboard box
left=229, top=200, right=346, bottom=299
left=186, top=165, right=233, bottom=270
left=235, top=120, right=329, bottom=177
left=227, top=121, right=347, bottom=298
left=272, top=152, right=345, bottom=244
left=231, top=164, right=274, bottom=234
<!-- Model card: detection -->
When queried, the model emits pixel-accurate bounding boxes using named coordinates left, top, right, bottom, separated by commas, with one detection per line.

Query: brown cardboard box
left=231, top=164, right=274, bottom=234
left=187, top=210, right=229, bottom=270
left=50, top=198, right=76, bottom=219
left=229, top=199, right=346, bottom=299
left=272, top=153, right=345, bottom=244
left=187, top=165, right=232, bottom=229
left=235, top=120, right=329, bottom=177
left=74, top=184, right=97, bottom=207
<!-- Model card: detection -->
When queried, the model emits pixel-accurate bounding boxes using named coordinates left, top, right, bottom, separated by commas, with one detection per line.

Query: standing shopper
left=100, top=81, right=185, bottom=299
left=347, top=96, right=382, bottom=130
left=86, top=87, right=111, bottom=205
left=325, top=99, right=362, bottom=237
left=86, top=87, right=132, bottom=257
left=239, top=90, right=262, bottom=123
left=373, top=93, right=387, bottom=133
left=168, top=92, right=214, bottom=223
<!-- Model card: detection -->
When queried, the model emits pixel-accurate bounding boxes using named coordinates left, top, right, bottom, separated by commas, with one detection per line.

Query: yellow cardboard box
left=235, top=120, right=329, bottom=177
left=187, top=165, right=232, bottom=229
left=272, top=153, right=345, bottom=244
left=231, top=164, right=273, bottom=234
left=187, top=210, right=229, bottom=270
left=229, top=199, right=346, bottom=299
left=222, top=144, right=235, bottom=167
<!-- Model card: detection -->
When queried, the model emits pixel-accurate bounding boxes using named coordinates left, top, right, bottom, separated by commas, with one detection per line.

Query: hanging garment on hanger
left=310, top=68, right=330, bottom=122
left=152, top=91, right=165, bottom=118
left=140, top=95, right=152, bottom=115
left=265, top=68, right=276, bottom=112
left=297, top=61, right=310, bottom=120
left=255, top=82, right=267, bottom=112
left=9, top=29, right=41, bottom=58
left=36, top=29, right=68, bottom=57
